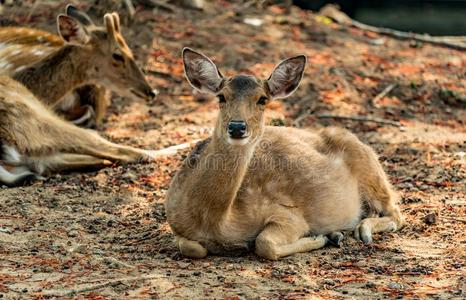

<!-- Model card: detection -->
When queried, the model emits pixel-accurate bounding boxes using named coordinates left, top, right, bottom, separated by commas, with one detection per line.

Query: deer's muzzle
left=228, top=120, right=248, bottom=139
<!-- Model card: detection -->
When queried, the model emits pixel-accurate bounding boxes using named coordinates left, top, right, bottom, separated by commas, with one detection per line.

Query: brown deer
left=0, top=74, right=175, bottom=187
left=0, top=5, right=156, bottom=127
left=165, top=48, right=404, bottom=260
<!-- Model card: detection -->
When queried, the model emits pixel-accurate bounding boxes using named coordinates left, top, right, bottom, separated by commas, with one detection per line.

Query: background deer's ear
left=65, top=4, right=94, bottom=26
left=57, top=15, right=90, bottom=45
left=182, top=48, right=224, bottom=94
left=266, top=55, right=306, bottom=99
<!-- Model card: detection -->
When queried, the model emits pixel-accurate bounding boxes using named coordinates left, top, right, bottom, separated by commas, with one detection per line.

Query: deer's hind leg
left=0, top=164, right=38, bottom=187
left=352, top=150, right=403, bottom=244
left=27, top=153, right=113, bottom=174
left=255, top=211, right=328, bottom=260
left=320, top=127, right=403, bottom=244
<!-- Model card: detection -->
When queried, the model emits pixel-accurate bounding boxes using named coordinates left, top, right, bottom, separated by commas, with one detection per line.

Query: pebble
left=388, top=282, right=403, bottom=290
left=323, top=279, right=335, bottom=286
left=423, top=213, right=437, bottom=225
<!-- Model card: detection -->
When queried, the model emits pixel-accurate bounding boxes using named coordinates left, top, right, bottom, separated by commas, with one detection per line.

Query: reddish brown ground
left=0, top=1, right=465, bottom=299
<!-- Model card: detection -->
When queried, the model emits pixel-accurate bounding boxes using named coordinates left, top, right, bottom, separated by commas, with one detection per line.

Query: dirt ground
left=0, top=1, right=465, bottom=299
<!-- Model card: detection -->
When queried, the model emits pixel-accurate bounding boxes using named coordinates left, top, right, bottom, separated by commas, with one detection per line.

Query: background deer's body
left=0, top=6, right=155, bottom=127
left=0, top=27, right=107, bottom=126
left=165, top=49, right=403, bottom=260
left=0, top=75, right=156, bottom=186
left=0, top=7, right=160, bottom=186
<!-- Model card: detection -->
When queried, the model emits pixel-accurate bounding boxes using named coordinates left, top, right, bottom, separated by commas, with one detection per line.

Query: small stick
left=372, top=84, right=396, bottom=108
left=150, top=140, right=201, bottom=157
left=136, top=0, right=178, bottom=13
left=317, top=114, right=401, bottom=127
left=443, top=216, right=466, bottom=224
left=123, top=0, right=136, bottom=19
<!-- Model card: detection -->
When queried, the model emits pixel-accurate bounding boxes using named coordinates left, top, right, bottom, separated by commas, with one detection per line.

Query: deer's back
left=0, top=27, right=62, bottom=75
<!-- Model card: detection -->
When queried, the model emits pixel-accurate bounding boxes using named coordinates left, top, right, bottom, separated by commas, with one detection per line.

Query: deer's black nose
left=228, top=120, right=247, bottom=139
left=148, top=89, right=158, bottom=99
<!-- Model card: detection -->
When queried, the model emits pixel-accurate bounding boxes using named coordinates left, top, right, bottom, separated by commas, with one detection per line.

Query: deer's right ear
left=57, top=15, right=90, bottom=45
left=182, top=48, right=224, bottom=94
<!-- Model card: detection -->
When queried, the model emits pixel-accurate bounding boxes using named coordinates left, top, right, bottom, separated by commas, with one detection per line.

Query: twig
left=151, top=140, right=200, bottom=157
left=443, top=216, right=466, bottom=224
left=319, top=4, right=466, bottom=51
left=317, top=114, right=401, bottom=127
left=123, top=0, right=136, bottom=19
left=372, top=84, right=396, bottom=108
left=136, top=0, right=178, bottom=13
left=26, top=0, right=40, bottom=22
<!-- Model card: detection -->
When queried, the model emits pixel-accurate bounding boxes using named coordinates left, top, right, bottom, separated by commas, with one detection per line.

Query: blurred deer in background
left=165, top=48, right=403, bottom=260
left=0, top=6, right=169, bottom=187
left=0, top=5, right=156, bottom=127
left=0, top=74, right=166, bottom=187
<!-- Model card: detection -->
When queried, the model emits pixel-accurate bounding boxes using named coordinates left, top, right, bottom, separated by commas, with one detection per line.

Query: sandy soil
left=1, top=1, right=465, bottom=299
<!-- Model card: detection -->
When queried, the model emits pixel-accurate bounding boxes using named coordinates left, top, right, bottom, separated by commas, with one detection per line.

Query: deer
left=165, top=48, right=404, bottom=260
left=0, top=7, right=171, bottom=187
left=0, top=74, right=176, bottom=187
left=0, top=5, right=156, bottom=127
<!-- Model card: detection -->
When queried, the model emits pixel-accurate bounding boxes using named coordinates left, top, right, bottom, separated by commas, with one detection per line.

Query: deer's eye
left=217, top=94, right=226, bottom=103
left=257, top=96, right=268, bottom=105
left=112, top=53, right=125, bottom=62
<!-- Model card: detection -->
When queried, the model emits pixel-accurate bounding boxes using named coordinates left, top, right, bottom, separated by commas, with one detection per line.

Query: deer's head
left=57, top=5, right=156, bottom=100
left=183, top=48, right=305, bottom=146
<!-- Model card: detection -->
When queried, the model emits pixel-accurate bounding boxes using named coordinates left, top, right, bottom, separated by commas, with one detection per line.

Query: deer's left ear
left=266, top=55, right=306, bottom=99
left=57, top=15, right=90, bottom=45
left=65, top=4, right=94, bottom=26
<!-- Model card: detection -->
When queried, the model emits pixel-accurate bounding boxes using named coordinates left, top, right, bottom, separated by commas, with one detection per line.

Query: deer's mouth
left=227, top=134, right=251, bottom=146
left=130, top=88, right=158, bottom=100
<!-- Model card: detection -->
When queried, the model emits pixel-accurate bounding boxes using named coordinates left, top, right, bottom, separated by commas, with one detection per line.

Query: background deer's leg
left=0, top=164, right=37, bottom=187
left=26, top=153, right=113, bottom=174
left=90, top=85, right=110, bottom=126
left=63, top=126, right=151, bottom=162
left=70, top=105, right=96, bottom=127
left=255, top=213, right=327, bottom=260
left=73, top=85, right=110, bottom=127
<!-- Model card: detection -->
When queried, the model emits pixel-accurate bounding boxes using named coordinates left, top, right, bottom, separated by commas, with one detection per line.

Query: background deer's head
left=58, top=5, right=156, bottom=100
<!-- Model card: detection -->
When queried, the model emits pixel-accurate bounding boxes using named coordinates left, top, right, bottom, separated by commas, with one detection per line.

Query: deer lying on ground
left=0, top=74, right=172, bottom=187
left=165, top=48, right=404, bottom=260
left=0, top=5, right=156, bottom=127
left=0, top=9, right=169, bottom=187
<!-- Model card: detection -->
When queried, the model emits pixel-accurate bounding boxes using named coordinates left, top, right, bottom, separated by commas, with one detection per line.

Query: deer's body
left=0, top=27, right=62, bottom=74
left=0, top=7, right=161, bottom=186
left=166, top=49, right=403, bottom=260
left=0, top=75, right=163, bottom=186
left=0, top=6, right=155, bottom=126
left=0, top=27, right=107, bottom=126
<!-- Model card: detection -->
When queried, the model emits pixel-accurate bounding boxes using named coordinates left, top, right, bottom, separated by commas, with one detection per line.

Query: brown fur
left=0, top=7, right=154, bottom=126
left=0, top=76, right=158, bottom=186
left=165, top=49, right=403, bottom=260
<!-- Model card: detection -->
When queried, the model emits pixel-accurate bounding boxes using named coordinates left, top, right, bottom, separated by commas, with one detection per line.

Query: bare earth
left=0, top=1, right=465, bottom=299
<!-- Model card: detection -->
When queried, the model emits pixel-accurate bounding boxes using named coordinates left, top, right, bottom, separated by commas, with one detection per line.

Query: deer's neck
left=12, top=45, right=94, bottom=105
left=192, top=130, right=259, bottom=224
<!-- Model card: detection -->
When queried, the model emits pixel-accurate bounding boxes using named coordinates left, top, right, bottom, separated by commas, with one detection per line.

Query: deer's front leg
left=176, top=236, right=207, bottom=259
left=255, top=213, right=328, bottom=260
